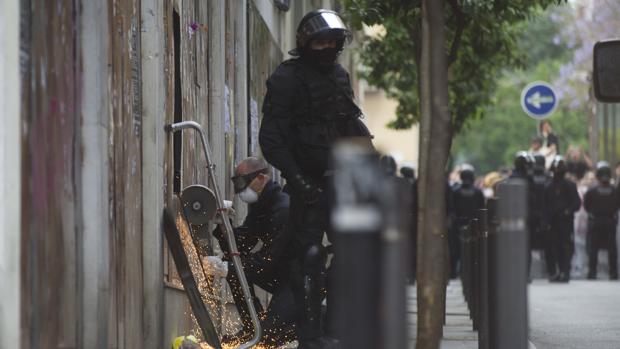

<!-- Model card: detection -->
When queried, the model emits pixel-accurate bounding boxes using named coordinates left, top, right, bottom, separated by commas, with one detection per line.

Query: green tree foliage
left=451, top=6, right=589, bottom=175
left=344, top=0, right=565, bottom=131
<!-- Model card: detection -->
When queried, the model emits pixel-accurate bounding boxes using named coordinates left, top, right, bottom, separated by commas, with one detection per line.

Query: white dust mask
left=239, top=187, right=259, bottom=203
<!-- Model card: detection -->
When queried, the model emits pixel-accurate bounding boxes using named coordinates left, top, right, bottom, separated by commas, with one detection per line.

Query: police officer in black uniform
left=511, top=151, right=533, bottom=180
left=450, top=164, right=485, bottom=278
left=584, top=161, right=619, bottom=280
left=259, top=10, right=372, bottom=348
left=210, top=157, right=295, bottom=347
left=530, top=154, right=552, bottom=277
left=544, top=156, right=581, bottom=282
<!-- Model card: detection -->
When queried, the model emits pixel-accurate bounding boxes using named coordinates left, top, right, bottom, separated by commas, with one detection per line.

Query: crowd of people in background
left=447, top=120, right=619, bottom=282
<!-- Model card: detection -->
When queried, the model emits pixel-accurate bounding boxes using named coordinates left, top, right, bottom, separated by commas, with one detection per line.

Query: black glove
left=290, top=174, right=321, bottom=205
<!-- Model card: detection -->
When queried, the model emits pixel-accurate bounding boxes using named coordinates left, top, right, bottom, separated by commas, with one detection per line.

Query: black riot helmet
left=290, top=10, right=352, bottom=57
left=550, top=155, right=567, bottom=179
left=380, top=154, right=397, bottom=177
left=459, top=164, right=475, bottom=186
left=596, top=161, right=612, bottom=183
left=400, top=165, right=415, bottom=180
left=514, top=151, right=531, bottom=175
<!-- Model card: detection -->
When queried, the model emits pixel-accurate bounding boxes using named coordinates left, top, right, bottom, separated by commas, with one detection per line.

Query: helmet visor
left=300, top=12, right=351, bottom=42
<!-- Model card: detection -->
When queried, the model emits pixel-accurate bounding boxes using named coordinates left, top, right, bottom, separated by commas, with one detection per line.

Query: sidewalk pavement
left=408, top=280, right=478, bottom=349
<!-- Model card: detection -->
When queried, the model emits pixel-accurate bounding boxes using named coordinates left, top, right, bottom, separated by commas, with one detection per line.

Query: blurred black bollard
left=486, top=199, right=498, bottom=349
left=491, top=179, right=528, bottom=349
left=461, top=222, right=471, bottom=311
left=331, top=143, right=381, bottom=349
left=470, top=218, right=480, bottom=331
left=380, top=174, right=411, bottom=349
left=331, top=143, right=408, bottom=349
left=478, top=209, right=489, bottom=349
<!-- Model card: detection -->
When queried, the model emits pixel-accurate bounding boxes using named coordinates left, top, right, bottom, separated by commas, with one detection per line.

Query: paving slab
left=408, top=280, right=478, bottom=349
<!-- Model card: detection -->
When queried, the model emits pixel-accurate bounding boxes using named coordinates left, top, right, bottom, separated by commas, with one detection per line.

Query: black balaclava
left=300, top=36, right=345, bottom=70
left=293, top=10, right=350, bottom=71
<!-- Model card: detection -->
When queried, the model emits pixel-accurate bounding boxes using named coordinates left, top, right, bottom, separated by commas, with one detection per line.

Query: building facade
left=1, top=1, right=364, bottom=348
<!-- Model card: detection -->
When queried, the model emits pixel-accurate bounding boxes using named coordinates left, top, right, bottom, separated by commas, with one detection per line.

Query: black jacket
left=259, top=58, right=371, bottom=181
left=544, top=177, right=581, bottom=220
left=584, top=184, right=618, bottom=218
left=452, top=183, right=485, bottom=222
left=219, top=181, right=290, bottom=272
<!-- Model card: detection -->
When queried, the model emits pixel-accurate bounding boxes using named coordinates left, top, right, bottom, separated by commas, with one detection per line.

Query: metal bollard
left=331, top=142, right=410, bottom=349
left=492, top=179, right=529, bottom=349
left=331, top=143, right=382, bottom=349
left=487, top=199, right=498, bottom=349
left=380, top=175, right=411, bottom=349
left=478, top=209, right=490, bottom=349
left=461, top=221, right=472, bottom=312
left=470, top=218, right=480, bottom=331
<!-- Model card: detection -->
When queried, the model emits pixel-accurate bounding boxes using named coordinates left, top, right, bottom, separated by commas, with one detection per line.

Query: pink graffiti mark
left=188, top=21, right=208, bottom=38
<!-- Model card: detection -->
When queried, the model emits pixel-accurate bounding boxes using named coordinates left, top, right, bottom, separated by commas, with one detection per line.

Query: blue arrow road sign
left=520, top=81, right=558, bottom=119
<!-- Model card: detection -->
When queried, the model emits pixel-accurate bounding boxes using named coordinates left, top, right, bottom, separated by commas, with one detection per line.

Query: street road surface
left=529, top=280, right=620, bottom=349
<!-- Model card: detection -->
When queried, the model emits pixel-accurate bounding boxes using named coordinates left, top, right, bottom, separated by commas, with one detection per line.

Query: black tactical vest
left=284, top=59, right=371, bottom=177
left=453, top=185, right=482, bottom=221
left=589, top=185, right=617, bottom=218
left=530, top=174, right=548, bottom=214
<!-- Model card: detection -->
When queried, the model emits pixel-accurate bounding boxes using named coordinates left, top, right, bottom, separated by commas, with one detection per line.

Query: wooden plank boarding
left=162, top=208, right=222, bottom=348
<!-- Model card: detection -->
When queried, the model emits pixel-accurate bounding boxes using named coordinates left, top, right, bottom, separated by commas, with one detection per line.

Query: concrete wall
left=0, top=1, right=21, bottom=348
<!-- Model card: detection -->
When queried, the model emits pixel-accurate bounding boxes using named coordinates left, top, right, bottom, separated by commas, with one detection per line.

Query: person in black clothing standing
left=450, top=165, right=485, bottom=279
left=530, top=154, right=553, bottom=277
left=208, top=157, right=295, bottom=347
left=544, top=156, right=581, bottom=282
left=511, top=151, right=533, bottom=180
left=584, top=161, right=619, bottom=280
left=259, top=10, right=373, bottom=349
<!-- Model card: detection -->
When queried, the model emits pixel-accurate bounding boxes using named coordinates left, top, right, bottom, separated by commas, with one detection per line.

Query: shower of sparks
left=174, top=214, right=297, bottom=348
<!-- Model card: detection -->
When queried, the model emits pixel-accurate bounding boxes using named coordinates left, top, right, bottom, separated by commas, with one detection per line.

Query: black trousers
left=529, top=215, right=547, bottom=275
left=215, top=233, right=295, bottom=337
left=549, top=215, right=574, bottom=277
left=587, top=217, right=618, bottom=277
left=288, top=190, right=333, bottom=341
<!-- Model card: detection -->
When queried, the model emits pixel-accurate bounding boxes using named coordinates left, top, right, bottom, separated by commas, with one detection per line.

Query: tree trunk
left=417, top=0, right=452, bottom=347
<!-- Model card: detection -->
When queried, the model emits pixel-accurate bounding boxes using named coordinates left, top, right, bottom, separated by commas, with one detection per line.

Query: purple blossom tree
left=554, top=0, right=620, bottom=109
